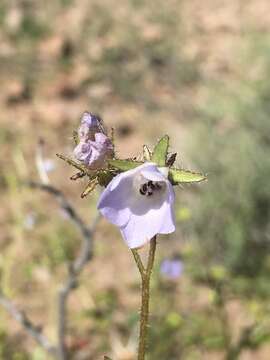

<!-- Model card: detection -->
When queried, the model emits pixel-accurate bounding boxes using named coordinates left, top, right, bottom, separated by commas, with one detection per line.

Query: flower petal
left=141, top=167, right=167, bottom=182
left=109, top=162, right=155, bottom=191
left=81, top=112, right=99, bottom=127
left=97, top=173, right=133, bottom=227
left=73, top=141, right=91, bottom=162
left=120, top=199, right=175, bottom=248
left=97, top=163, right=158, bottom=227
left=159, top=201, right=175, bottom=234
left=166, top=181, right=175, bottom=204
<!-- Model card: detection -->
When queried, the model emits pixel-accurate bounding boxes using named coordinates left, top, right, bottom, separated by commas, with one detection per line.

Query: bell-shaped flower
left=74, top=133, right=113, bottom=170
left=97, top=162, right=175, bottom=248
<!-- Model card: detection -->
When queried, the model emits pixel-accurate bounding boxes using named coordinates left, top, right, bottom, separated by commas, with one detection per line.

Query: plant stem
left=132, top=236, right=157, bottom=360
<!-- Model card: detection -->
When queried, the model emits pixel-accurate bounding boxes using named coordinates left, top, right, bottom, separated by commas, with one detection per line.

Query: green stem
left=131, top=248, right=145, bottom=278
left=132, top=236, right=157, bottom=360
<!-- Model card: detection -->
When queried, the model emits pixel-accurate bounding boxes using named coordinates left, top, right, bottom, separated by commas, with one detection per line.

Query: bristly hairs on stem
left=131, top=236, right=157, bottom=360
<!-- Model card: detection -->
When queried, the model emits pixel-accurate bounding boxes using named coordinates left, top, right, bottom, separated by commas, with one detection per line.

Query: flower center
left=139, top=180, right=163, bottom=197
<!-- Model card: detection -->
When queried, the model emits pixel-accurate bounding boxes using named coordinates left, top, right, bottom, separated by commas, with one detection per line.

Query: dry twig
left=0, top=180, right=99, bottom=359
left=0, top=291, right=57, bottom=356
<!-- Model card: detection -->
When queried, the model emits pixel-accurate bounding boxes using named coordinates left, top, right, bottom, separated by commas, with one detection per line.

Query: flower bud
left=74, top=132, right=113, bottom=170
left=78, top=112, right=104, bottom=141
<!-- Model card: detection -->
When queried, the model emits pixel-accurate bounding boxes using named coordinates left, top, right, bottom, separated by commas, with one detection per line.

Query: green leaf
left=97, top=170, right=114, bottom=187
left=108, top=159, right=143, bottom=171
left=151, top=135, right=169, bottom=166
left=169, top=168, right=206, bottom=184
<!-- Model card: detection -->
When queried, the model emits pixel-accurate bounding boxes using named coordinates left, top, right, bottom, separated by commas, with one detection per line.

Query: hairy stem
left=132, top=236, right=157, bottom=360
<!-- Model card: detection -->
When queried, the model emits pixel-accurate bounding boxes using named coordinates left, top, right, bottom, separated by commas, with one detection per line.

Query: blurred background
left=1, top=0, right=270, bottom=359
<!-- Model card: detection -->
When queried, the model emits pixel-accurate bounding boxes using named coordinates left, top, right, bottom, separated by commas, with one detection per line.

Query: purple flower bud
left=74, top=141, right=92, bottom=163
left=78, top=112, right=104, bottom=141
left=74, top=133, right=113, bottom=170
left=160, top=258, right=184, bottom=279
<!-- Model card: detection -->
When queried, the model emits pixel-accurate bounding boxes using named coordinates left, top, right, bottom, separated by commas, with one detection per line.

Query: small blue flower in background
left=24, top=212, right=37, bottom=230
left=43, top=158, right=56, bottom=173
left=160, top=258, right=184, bottom=280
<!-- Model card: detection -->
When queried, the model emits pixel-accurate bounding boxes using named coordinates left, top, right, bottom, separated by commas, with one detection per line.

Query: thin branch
left=0, top=291, right=57, bottom=356
left=28, top=181, right=95, bottom=258
left=0, top=143, right=99, bottom=359
left=27, top=181, right=100, bottom=359
left=57, top=214, right=100, bottom=360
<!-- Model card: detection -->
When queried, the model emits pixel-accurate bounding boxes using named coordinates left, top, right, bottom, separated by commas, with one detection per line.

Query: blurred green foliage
left=190, top=33, right=270, bottom=281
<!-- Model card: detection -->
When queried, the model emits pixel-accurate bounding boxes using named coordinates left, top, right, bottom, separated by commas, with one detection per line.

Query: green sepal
left=56, top=153, right=90, bottom=174
left=81, top=177, right=98, bottom=198
left=151, top=135, right=169, bottom=167
left=108, top=159, right=143, bottom=171
left=166, top=152, right=177, bottom=167
left=70, top=171, right=86, bottom=181
left=169, top=168, right=206, bottom=185
left=97, top=170, right=115, bottom=187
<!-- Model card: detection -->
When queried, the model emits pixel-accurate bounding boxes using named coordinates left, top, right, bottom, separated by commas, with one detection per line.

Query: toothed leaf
left=108, top=159, right=143, bottom=171
left=143, top=145, right=152, bottom=161
left=151, top=135, right=169, bottom=166
left=169, top=168, right=206, bottom=184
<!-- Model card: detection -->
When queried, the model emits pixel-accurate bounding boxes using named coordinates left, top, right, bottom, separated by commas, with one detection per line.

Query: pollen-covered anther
left=139, top=181, right=163, bottom=196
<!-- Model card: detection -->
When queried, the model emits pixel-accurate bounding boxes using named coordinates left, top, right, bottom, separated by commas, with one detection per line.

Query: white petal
left=97, top=173, right=134, bottom=227
left=120, top=198, right=175, bottom=249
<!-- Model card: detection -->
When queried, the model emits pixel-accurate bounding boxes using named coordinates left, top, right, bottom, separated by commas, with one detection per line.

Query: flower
left=74, top=112, right=113, bottom=169
left=160, top=258, right=184, bottom=279
left=97, top=162, right=175, bottom=248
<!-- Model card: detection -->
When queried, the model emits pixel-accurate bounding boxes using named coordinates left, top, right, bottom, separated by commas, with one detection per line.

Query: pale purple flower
left=74, top=133, right=113, bottom=169
left=160, top=258, right=184, bottom=279
left=97, top=162, right=175, bottom=248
